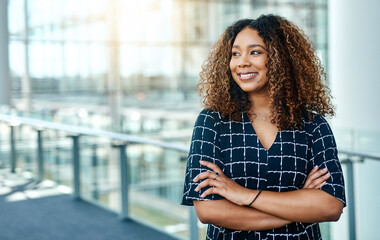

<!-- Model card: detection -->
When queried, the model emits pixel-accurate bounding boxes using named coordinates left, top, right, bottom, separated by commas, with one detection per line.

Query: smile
left=238, top=72, right=258, bottom=80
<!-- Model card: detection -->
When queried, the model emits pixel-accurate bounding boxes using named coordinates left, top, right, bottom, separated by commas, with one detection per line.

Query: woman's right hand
left=302, top=165, right=330, bottom=189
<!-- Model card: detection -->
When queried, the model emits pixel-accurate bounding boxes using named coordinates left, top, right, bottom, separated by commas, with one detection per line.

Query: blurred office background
left=0, top=0, right=379, bottom=239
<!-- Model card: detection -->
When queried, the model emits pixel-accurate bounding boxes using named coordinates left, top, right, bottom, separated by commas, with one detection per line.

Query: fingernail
left=314, top=165, right=318, bottom=169
left=193, top=178, right=197, bottom=182
left=323, top=168, right=328, bottom=171
left=194, top=187, right=199, bottom=192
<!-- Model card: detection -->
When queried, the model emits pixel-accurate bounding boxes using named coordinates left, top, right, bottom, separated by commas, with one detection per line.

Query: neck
left=248, top=92, right=271, bottom=114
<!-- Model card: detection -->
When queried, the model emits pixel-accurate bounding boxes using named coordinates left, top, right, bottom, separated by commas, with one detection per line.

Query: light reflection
left=130, top=111, right=141, bottom=121
left=78, top=108, right=88, bottom=118
left=9, top=0, right=180, bottom=79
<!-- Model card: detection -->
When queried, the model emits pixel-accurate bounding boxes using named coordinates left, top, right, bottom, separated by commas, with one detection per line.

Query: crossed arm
left=193, top=161, right=344, bottom=231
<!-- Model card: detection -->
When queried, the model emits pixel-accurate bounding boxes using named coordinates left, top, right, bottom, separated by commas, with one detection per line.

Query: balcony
left=0, top=113, right=379, bottom=240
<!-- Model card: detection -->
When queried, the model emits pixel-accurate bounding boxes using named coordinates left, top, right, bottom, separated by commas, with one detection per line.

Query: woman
left=181, top=14, right=345, bottom=239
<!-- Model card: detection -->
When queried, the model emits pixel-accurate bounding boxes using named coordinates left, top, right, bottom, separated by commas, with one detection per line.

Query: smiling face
left=229, top=27, right=269, bottom=96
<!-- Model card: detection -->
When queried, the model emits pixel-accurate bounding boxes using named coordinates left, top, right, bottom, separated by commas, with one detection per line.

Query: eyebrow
left=232, top=44, right=266, bottom=50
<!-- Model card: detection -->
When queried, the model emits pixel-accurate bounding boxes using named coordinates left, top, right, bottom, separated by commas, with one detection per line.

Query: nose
left=238, top=54, right=250, bottom=67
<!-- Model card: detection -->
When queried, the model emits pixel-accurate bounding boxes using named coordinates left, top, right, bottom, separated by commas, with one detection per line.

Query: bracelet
left=246, top=190, right=262, bottom=207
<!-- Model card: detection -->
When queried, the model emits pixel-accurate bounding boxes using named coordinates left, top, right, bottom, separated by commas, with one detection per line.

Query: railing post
left=92, top=144, right=99, bottom=200
left=37, top=129, right=44, bottom=181
left=55, top=146, right=61, bottom=184
left=25, top=155, right=31, bottom=172
left=0, top=123, right=3, bottom=168
left=113, top=142, right=128, bottom=220
left=10, top=125, right=16, bottom=173
left=70, top=135, right=81, bottom=200
left=346, top=158, right=357, bottom=240
left=190, top=206, right=198, bottom=240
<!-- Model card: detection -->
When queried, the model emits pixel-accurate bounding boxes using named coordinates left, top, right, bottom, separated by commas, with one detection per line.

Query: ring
left=215, top=172, right=219, bottom=180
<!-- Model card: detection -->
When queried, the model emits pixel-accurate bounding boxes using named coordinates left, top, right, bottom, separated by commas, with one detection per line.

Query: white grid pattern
left=182, top=109, right=346, bottom=239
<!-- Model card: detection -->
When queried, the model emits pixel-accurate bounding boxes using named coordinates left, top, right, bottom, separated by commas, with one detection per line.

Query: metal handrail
left=339, top=149, right=380, bottom=161
left=2, top=114, right=378, bottom=161
left=0, top=113, right=195, bottom=240
left=0, top=114, right=189, bottom=153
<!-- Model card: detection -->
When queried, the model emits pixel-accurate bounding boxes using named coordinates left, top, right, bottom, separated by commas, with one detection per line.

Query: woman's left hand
left=193, top=160, right=254, bottom=206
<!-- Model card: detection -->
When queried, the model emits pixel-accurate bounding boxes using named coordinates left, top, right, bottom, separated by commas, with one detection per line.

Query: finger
left=199, top=160, right=222, bottom=175
left=194, top=179, right=219, bottom=192
left=200, top=186, right=217, bottom=198
left=193, top=171, right=216, bottom=182
left=318, top=171, right=331, bottom=183
left=311, top=167, right=328, bottom=179
left=309, top=165, right=319, bottom=175
left=307, top=168, right=328, bottom=183
left=306, top=172, right=330, bottom=188
left=316, top=167, right=328, bottom=176
left=303, top=180, right=312, bottom=189
left=310, top=174, right=328, bottom=187
left=304, top=172, right=320, bottom=188
left=304, top=168, right=328, bottom=188
left=316, top=181, right=326, bottom=189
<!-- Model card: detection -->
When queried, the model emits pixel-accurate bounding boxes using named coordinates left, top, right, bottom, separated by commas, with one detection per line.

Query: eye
left=232, top=51, right=240, bottom=56
left=250, top=50, right=261, bottom=55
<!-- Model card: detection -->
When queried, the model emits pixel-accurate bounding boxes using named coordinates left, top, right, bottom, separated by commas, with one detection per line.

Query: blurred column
left=107, top=0, right=122, bottom=132
left=329, top=1, right=380, bottom=240
left=179, top=1, right=188, bottom=96
left=21, top=0, right=31, bottom=112
left=0, top=0, right=11, bottom=106
left=329, top=0, right=380, bottom=131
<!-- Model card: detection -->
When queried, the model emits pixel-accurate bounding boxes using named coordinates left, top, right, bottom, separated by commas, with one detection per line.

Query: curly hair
left=197, top=14, right=335, bottom=130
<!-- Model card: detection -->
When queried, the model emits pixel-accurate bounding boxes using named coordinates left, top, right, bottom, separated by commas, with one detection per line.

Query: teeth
left=240, top=73, right=257, bottom=77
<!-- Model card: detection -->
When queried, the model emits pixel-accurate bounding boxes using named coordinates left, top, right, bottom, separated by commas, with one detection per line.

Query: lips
left=238, top=72, right=258, bottom=80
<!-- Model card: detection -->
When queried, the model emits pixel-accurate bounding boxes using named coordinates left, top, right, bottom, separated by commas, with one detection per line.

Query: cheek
left=253, top=58, right=267, bottom=70
left=229, top=59, right=236, bottom=72
left=262, top=57, right=269, bottom=70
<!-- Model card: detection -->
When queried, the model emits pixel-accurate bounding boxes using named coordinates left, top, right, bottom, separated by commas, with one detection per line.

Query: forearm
left=193, top=161, right=343, bottom=225
left=194, top=199, right=291, bottom=231
left=248, top=189, right=343, bottom=223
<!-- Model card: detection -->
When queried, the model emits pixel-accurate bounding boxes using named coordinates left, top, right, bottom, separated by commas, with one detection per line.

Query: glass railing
left=331, top=127, right=380, bottom=240
left=1, top=113, right=379, bottom=240
left=329, top=149, right=380, bottom=240
left=0, top=113, right=199, bottom=240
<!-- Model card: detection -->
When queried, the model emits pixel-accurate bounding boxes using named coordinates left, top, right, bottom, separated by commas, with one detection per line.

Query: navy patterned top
left=182, top=109, right=346, bottom=240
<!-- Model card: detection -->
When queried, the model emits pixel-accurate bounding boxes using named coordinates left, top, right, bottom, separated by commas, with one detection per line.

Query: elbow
left=197, top=211, right=212, bottom=224
left=194, top=205, right=210, bottom=224
left=324, top=211, right=341, bottom=222
left=322, top=200, right=344, bottom=222
left=193, top=200, right=217, bottom=224
left=328, top=207, right=343, bottom=222
left=316, top=191, right=344, bottom=222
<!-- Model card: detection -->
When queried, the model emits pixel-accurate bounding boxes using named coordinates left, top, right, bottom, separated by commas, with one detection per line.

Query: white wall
left=329, top=1, right=380, bottom=240
left=0, top=0, right=11, bottom=106
left=329, top=0, right=380, bottom=131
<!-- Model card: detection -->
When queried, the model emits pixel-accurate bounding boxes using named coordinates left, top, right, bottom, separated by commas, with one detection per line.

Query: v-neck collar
left=243, top=112, right=279, bottom=151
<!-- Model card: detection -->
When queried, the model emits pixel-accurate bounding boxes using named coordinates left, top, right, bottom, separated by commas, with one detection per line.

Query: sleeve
left=309, top=116, right=346, bottom=207
left=181, top=109, right=225, bottom=206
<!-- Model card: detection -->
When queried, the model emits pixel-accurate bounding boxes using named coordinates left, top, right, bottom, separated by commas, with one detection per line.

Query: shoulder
left=198, top=108, right=220, bottom=119
left=195, top=109, right=223, bottom=126
left=303, top=114, right=330, bottom=131
left=303, top=114, right=335, bottom=141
